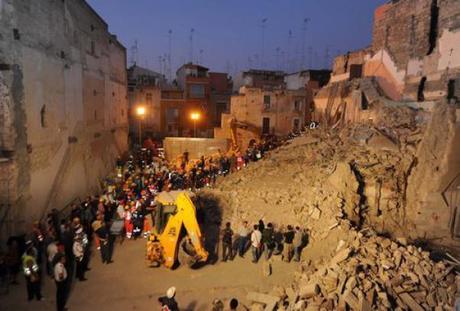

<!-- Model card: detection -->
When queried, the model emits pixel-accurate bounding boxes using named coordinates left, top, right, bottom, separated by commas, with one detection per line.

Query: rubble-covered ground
left=200, top=101, right=460, bottom=310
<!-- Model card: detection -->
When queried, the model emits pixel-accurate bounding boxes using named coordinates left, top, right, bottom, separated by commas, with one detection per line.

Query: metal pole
left=193, top=120, right=197, bottom=138
left=138, top=118, right=142, bottom=146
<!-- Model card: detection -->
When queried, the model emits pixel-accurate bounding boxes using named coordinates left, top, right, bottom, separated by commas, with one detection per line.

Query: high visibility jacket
left=22, top=254, right=39, bottom=276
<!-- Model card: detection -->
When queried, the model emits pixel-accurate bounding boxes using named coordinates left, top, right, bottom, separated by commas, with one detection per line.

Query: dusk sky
left=87, top=0, right=387, bottom=77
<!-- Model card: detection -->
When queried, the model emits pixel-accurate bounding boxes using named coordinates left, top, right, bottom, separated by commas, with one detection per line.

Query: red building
left=176, top=63, right=212, bottom=137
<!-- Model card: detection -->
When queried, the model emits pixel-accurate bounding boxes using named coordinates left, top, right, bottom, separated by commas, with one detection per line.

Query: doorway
left=262, top=117, right=270, bottom=135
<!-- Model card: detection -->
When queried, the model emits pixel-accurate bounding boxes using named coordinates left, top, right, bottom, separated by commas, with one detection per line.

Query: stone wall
left=0, top=0, right=128, bottom=237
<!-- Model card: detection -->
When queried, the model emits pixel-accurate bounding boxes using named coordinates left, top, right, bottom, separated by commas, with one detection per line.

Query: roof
left=286, top=69, right=332, bottom=77
left=243, top=69, right=285, bottom=76
left=128, top=65, right=165, bottom=79
left=177, top=63, right=209, bottom=73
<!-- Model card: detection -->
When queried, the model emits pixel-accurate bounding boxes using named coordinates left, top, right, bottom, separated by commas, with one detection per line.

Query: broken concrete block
left=396, top=237, right=408, bottom=246
left=285, top=287, right=298, bottom=305
left=331, top=247, right=352, bottom=265
left=343, top=290, right=360, bottom=310
left=299, top=283, right=320, bottom=299
left=311, top=207, right=321, bottom=220
left=292, top=300, right=306, bottom=311
left=398, top=293, right=424, bottom=311
left=247, top=292, right=280, bottom=306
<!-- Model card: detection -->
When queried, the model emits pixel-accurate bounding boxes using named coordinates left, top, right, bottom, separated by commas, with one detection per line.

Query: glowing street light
left=136, top=105, right=146, bottom=146
left=136, top=106, right=146, bottom=117
left=191, top=112, right=200, bottom=137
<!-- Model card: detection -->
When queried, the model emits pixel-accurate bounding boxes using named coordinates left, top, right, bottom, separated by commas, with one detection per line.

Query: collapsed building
left=203, top=0, right=460, bottom=309
left=0, top=0, right=128, bottom=240
left=312, top=0, right=460, bottom=252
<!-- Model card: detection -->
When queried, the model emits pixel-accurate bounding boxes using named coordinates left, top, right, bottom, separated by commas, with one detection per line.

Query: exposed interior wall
left=366, top=0, right=460, bottom=101
left=406, top=102, right=460, bottom=250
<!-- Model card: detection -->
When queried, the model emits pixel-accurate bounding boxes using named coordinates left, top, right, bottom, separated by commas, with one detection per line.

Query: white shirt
left=251, top=230, right=262, bottom=248
left=54, top=262, right=67, bottom=282
left=73, top=240, right=84, bottom=259
left=238, top=226, right=250, bottom=237
left=47, top=242, right=58, bottom=263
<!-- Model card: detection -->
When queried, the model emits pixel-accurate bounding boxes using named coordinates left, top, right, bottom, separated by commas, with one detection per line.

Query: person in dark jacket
left=221, top=222, right=234, bottom=262
left=283, top=225, right=295, bottom=262
left=262, top=223, right=275, bottom=260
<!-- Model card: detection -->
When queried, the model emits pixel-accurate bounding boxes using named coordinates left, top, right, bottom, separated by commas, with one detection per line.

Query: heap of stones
left=247, top=229, right=459, bottom=311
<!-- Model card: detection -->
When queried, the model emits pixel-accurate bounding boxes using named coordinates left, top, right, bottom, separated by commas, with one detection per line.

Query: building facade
left=127, top=65, right=164, bottom=142
left=176, top=63, right=211, bottom=137
left=215, top=86, right=308, bottom=150
left=209, top=72, right=233, bottom=127
left=0, top=0, right=128, bottom=238
left=233, top=69, right=285, bottom=92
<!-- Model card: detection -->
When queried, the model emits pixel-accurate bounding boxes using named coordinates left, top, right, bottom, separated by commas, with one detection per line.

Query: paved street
left=1, top=238, right=297, bottom=311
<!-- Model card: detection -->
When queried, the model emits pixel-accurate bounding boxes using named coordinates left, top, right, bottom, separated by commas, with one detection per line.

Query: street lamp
left=190, top=112, right=200, bottom=138
left=136, top=106, right=146, bottom=146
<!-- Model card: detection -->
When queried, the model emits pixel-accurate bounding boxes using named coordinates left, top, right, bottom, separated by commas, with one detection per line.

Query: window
left=294, top=100, right=303, bottom=111
left=263, top=95, right=271, bottom=110
left=146, top=93, right=153, bottom=104
left=190, top=84, right=205, bottom=98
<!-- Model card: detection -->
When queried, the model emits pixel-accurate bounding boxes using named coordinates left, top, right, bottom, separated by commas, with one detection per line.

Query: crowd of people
left=0, top=135, right=305, bottom=310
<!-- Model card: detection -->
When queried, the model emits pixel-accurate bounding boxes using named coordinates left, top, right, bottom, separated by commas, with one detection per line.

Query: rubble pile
left=201, top=102, right=459, bottom=309
left=284, top=229, right=458, bottom=310
left=205, top=103, right=425, bottom=248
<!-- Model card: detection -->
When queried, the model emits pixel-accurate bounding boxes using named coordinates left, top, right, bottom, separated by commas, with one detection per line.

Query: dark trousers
left=56, top=280, right=67, bottom=311
left=100, top=242, right=110, bottom=263
left=222, top=243, right=232, bottom=261
left=75, top=259, right=85, bottom=280
left=26, top=277, right=42, bottom=301
left=238, top=236, right=248, bottom=256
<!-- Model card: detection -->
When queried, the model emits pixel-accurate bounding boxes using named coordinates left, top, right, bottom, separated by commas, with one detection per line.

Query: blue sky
left=87, top=0, right=387, bottom=76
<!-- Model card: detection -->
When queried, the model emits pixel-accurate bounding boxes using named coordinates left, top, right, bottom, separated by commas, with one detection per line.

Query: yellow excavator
left=145, top=191, right=208, bottom=269
left=229, top=117, right=261, bottom=152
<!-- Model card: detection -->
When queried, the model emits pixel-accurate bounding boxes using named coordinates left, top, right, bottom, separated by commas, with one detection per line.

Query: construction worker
left=22, top=246, right=42, bottom=301
left=221, top=222, right=234, bottom=262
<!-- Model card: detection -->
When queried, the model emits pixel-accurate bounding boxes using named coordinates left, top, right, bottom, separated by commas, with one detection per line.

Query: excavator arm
left=229, top=118, right=262, bottom=151
left=155, top=192, right=208, bottom=269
